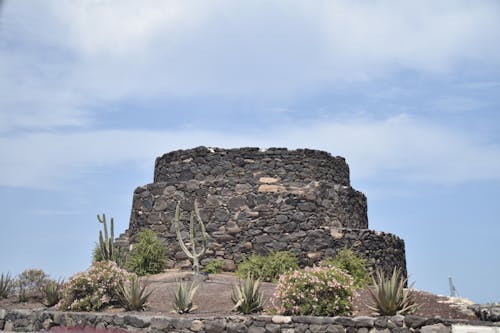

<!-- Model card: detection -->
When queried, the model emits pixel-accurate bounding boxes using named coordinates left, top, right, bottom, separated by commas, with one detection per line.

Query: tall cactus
left=174, top=201, right=208, bottom=275
left=97, top=213, right=115, bottom=261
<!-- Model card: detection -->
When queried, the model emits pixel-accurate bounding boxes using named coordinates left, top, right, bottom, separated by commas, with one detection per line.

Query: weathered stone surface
left=272, top=315, right=292, bottom=324
left=470, top=303, right=500, bottom=322
left=191, top=319, right=204, bottom=331
left=266, top=323, right=281, bottom=333
left=227, top=321, right=248, bottom=333
left=1, top=310, right=499, bottom=333
left=248, top=325, right=267, bottom=333
left=421, top=324, right=451, bottom=333
left=118, top=147, right=406, bottom=278
left=124, top=315, right=150, bottom=328
left=205, top=318, right=227, bottom=333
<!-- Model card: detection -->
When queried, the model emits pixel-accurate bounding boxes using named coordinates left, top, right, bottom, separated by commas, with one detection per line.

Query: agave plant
left=173, top=280, right=198, bottom=314
left=231, top=275, right=265, bottom=314
left=117, top=276, right=153, bottom=311
left=41, top=279, right=64, bottom=307
left=0, top=272, right=13, bottom=299
left=367, top=267, right=418, bottom=315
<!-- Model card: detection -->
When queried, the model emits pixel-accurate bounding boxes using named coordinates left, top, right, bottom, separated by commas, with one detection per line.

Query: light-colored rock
left=191, top=320, right=204, bottom=332
left=4, top=321, right=13, bottom=332
left=223, top=259, right=236, bottom=271
left=272, top=315, right=292, bottom=324
left=330, top=229, right=344, bottom=239
left=307, top=252, right=322, bottom=260
left=258, top=184, right=285, bottom=193
left=421, top=324, right=450, bottom=333
left=259, top=177, right=279, bottom=184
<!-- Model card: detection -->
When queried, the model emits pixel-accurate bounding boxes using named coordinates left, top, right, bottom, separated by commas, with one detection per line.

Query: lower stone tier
left=1, top=309, right=497, bottom=333
left=117, top=226, right=406, bottom=279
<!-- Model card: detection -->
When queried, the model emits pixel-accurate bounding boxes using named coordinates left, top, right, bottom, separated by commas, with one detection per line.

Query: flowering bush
left=272, top=266, right=354, bottom=316
left=59, top=261, right=134, bottom=311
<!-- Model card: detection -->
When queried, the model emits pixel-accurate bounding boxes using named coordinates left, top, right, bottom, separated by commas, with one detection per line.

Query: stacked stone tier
left=125, top=178, right=405, bottom=277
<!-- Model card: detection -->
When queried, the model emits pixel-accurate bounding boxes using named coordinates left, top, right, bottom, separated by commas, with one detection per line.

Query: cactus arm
left=174, top=201, right=209, bottom=275
left=96, top=213, right=115, bottom=261
left=174, top=202, right=195, bottom=260
left=193, top=201, right=208, bottom=257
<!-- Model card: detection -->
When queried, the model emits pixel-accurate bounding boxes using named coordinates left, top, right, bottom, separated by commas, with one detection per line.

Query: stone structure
left=117, top=147, right=406, bottom=276
left=1, top=309, right=498, bottom=333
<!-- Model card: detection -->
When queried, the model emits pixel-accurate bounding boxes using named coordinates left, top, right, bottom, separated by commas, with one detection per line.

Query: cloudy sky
left=1, top=0, right=500, bottom=303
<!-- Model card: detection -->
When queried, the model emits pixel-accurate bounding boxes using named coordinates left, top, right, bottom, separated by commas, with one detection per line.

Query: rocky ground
left=0, top=271, right=479, bottom=320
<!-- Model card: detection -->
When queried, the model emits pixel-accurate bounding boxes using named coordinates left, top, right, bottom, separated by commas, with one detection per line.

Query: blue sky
left=1, top=1, right=500, bottom=303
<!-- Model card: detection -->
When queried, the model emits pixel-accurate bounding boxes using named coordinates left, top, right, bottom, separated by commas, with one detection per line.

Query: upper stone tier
left=150, top=146, right=367, bottom=230
left=154, top=146, right=351, bottom=187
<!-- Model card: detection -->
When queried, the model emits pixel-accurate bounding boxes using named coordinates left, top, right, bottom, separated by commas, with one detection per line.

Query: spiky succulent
left=231, top=275, right=265, bottom=314
left=117, top=276, right=152, bottom=311
left=173, top=280, right=198, bottom=314
left=367, top=267, right=419, bottom=315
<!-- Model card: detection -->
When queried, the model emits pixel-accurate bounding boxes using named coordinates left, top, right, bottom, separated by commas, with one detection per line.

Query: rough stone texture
left=470, top=304, right=500, bottom=322
left=117, top=147, right=406, bottom=277
left=1, top=310, right=499, bottom=333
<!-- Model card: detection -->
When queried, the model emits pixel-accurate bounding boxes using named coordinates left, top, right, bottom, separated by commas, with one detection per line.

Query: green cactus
left=97, top=213, right=115, bottom=261
left=174, top=201, right=208, bottom=276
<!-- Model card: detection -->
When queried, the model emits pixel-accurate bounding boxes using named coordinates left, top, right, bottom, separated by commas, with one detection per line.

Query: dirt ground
left=0, top=271, right=477, bottom=320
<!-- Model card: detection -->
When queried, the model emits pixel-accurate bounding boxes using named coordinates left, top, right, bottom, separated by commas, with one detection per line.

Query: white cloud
left=1, top=115, right=500, bottom=189
left=2, top=0, right=499, bottom=111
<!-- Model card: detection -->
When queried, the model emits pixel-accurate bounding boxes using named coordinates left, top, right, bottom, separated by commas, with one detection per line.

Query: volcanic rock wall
left=118, top=147, right=406, bottom=276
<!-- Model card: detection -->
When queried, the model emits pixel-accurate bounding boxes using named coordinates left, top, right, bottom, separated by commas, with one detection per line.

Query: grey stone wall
left=154, top=147, right=351, bottom=187
left=1, top=309, right=497, bottom=333
left=118, top=147, right=406, bottom=277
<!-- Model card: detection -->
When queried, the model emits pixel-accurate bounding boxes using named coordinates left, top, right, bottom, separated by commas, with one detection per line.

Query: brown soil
left=0, top=271, right=477, bottom=320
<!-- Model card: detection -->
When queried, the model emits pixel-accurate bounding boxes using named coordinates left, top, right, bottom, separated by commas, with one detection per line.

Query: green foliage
left=59, top=261, right=134, bottom=311
left=173, top=280, right=198, bottom=314
left=41, top=279, right=64, bottom=307
left=231, top=276, right=265, bottom=314
left=272, top=266, right=354, bottom=316
left=367, top=266, right=418, bottom=316
left=126, top=229, right=166, bottom=276
left=0, top=272, right=13, bottom=299
left=93, top=214, right=126, bottom=267
left=174, top=201, right=208, bottom=275
left=202, top=259, right=225, bottom=274
left=15, top=268, right=49, bottom=301
left=117, top=276, right=153, bottom=311
left=96, top=214, right=115, bottom=261
left=236, top=251, right=299, bottom=282
left=321, top=247, right=371, bottom=289
left=92, top=242, right=126, bottom=267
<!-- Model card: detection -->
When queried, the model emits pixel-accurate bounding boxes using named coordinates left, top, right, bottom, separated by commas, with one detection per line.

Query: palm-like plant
left=231, top=276, right=265, bottom=314
left=41, top=279, right=64, bottom=307
left=0, top=272, right=13, bottom=298
left=367, top=267, right=418, bottom=315
left=173, top=280, right=198, bottom=314
left=117, top=276, right=153, bottom=311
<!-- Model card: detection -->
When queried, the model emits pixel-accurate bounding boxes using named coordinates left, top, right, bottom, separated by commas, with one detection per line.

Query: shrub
left=117, top=276, right=152, bottom=311
left=126, top=229, right=166, bottom=276
left=236, top=251, right=299, bottom=282
left=0, top=272, right=13, bottom=299
left=231, top=276, right=265, bottom=314
left=173, top=280, right=198, bottom=314
left=272, top=266, right=354, bottom=316
left=202, top=259, right=225, bottom=274
left=59, top=261, right=134, bottom=311
left=41, top=279, right=64, bottom=307
left=92, top=243, right=127, bottom=268
left=367, top=267, right=418, bottom=315
left=15, top=269, right=49, bottom=301
left=321, top=247, right=371, bottom=289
